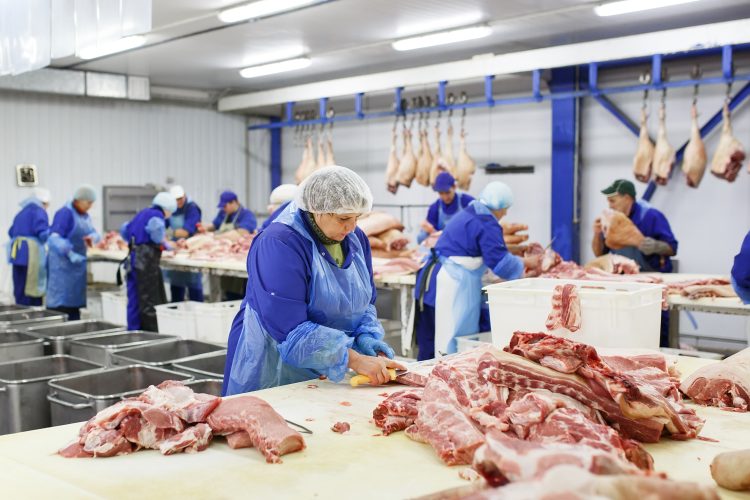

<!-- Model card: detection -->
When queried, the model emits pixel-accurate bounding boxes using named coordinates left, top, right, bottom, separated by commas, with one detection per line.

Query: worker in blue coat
left=7, top=188, right=51, bottom=306
left=47, top=185, right=101, bottom=320
left=414, top=182, right=541, bottom=360
left=416, top=172, right=474, bottom=244
left=121, top=192, right=177, bottom=331
left=164, top=185, right=203, bottom=302
left=731, top=230, right=750, bottom=304
left=223, top=166, right=405, bottom=396
left=260, top=184, right=297, bottom=231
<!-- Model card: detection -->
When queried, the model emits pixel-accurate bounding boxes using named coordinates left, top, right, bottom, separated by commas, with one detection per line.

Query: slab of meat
left=682, top=103, right=708, bottom=187
left=523, top=243, right=561, bottom=277
left=379, top=228, right=410, bottom=251
left=385, top=127, right=400, bottom=193
left=371, top=256, right=422, bottom=277
left=682, top=284, right=737, bottom=300
left=368, top=236, right=385, bottom=250
left=294, top=136, right=314, bottom=184
left=357, top=211, right=404, bottom=236
left=456, top=130, right=476, bottom=190
left=225, top=431, right=254, bottom=449
left=443, top=124, right=457, bottom=174
left=652, top=103, right=676, bottom=185
left=95, top=231, right=127, bottom=251
left=325, top=136, right=335, bottom=166
left=166, top=233, right=254, bottom=262
left=373, top=389, right=422, bottom=435
left=664, top=278, right=730, bottom=296
left=159, top=423, right=213, bottom=455
left=502, top=333, right=704, bottom=441
left=207, top=395, right=305, bottom=463
left=138, top=380, right=221, bottom=424
left=430, top=124, right=450, bottom=185
left=710, top=103, right=746, bottom=182
left=601, top=209, right=645, bottom=250
left=414, top=128, right=432, bottom=186
left=680, top=347, right=750, bottom=411
left=633, top=108, right=655, bottom=183
left=602, top=354, right=680, bottom=401
left=331, top=422, right=351, bottom=433
left=397, top=127, right=417, bottom=187
left=545, top=284, right=581, bottom=333
left=585, top=254, right=640, bottom=274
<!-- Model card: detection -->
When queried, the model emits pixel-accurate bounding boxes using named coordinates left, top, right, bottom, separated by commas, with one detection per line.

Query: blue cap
left=217, top=190, right=238, bottom=208
left=433, top=172, right=456, bottom=192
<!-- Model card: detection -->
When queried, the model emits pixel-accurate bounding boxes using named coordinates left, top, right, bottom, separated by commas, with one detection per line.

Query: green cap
left=601, top=179, right=636, bottom=198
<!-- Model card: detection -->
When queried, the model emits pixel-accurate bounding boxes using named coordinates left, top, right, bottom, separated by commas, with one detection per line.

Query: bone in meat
left=397, top=128, right=417, bottom=187
left=682, top=103, right=707, bottom=188
left=710, top=103, right=746, bottom=182
left=632, top=109, right=654, bottom=183
left=652, top=104, right=676, bottom=186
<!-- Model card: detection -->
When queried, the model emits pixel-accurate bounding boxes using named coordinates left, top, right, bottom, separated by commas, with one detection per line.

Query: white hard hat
left=269, top=184, right=297, bottom=205
left=170, top=185, right=186, bottom=199
left=33, top=187, right=51, bottom=204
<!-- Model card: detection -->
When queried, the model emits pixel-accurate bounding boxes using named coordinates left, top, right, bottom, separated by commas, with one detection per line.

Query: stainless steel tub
left=0, top=330, right=45, bottom=363
left=69, top=330, right=178, bottom=366
left=0, top=304, right=38, bottom=314
left=172, top=352, right=226, bottom=379
left=25, top=319, right=125, bottom=355
left=0, top=310, right=66, bottom=330
left=47, top=365, right=192, bottom=426
left=182, top=378, right=223, bottom=397
left=0, top=355, right=101, bottom=434
left=110, top=339, right=226, bottom=368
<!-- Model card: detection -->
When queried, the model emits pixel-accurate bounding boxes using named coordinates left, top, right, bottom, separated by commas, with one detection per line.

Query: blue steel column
left=270, top=116, right=282, bottom=189
left=549, top=67, right=580, bottom=262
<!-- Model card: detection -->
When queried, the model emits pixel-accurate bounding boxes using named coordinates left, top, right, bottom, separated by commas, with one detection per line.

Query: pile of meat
left=374, top=333, right=708, bottom=495
left=95, top=231, right=128, bottom=251
left=664, top=278, right=736, bottom=301
left=524, top=243, right=649, bottom=282
left=59, top=381, right=305, bottom=463
left=358, top=212, right=412, bottom=258
left=681, top=347, right=750, bottom=411
left=371, top=257, right=422, bottom=277
left=165, top=233, right=254, bottom=263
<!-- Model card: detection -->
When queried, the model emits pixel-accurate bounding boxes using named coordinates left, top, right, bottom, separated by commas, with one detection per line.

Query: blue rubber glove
left=162, top=240, right=174, bottom=251
left=355, top=334, right=395, bottom=359
left=68, top=252, right=86, bottom=264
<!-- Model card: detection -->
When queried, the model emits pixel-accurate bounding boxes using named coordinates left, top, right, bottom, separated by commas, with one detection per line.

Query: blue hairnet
left=73, top=184, right=97, bottom=202
left=152, top=192, right=177, bottom=213
left=479, top=181, right=514, bottom=210
left=296, top=166, right=373, bottom=214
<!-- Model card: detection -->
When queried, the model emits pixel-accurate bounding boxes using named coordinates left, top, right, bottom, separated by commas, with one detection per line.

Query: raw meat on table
left=159, top=423, right=213, bottom=455
left=373, top=389, right=422, bottom=435
left=331, top=422, right=351, bottom=433
left=545, top=284, right=582, bottom=333
left=681, top=284, right=737, bottom=300
left=585, top=254, right=640, bottom=274
left=680, top=347, right=750, bottom=411
left=95, top=231, right=127, bottom=251
left=357, top=212, right=404, bottom=236
left=371, top=257, right=422, bottom=277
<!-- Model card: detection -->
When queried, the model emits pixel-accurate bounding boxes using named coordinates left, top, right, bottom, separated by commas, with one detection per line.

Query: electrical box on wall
left=15, top=164, right=38, bottom=186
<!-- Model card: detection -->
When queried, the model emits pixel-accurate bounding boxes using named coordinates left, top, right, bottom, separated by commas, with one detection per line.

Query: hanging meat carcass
left=429, top=124, right=449, bottom=186
left=632, top=109, right=654, bottom=183
left=415, top=127, right=432, bottom=187
left=294, top=135, right=312, bottom=184
left=652, top=103, right=676, bottom=186
left=385, top=127, right=400, bottom=194
left=711, top=103, right=746, bottom=182
left=443, top=123, right=457, bottom=175
left=682, top=103, right=707, bottom=188
left=456, top=130, right=476, bottom=190
left=325, top=134, right=335, bottom=166
left=397, top=127, right=417, bottom=187
left=316, top=134, right=326, bottom=169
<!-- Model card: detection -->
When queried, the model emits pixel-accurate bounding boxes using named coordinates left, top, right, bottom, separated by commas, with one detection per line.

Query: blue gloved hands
left=67, top=252, right=86, bottom=264
left=355, top=334, right=395, bottom=359
left=162, top=240, right=174, bottom=251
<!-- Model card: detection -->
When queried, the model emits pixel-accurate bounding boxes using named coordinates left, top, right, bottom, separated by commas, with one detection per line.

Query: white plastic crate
left=485, top=278, right=663, bottom=350
left=101, top=291, right=128, bottom=326
left=155, top=301, right=200, bottom=339
left=193, top=300, right=241, bottom=345
left=456, top=332, right=492, bottom=353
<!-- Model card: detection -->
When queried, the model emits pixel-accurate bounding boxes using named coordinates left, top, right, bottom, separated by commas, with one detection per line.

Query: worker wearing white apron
left=413, top=182, right=540, bottom=359
left=416, top=172, right=474, bottom=244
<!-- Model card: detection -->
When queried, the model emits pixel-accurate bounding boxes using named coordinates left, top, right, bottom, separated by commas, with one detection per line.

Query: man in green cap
left=592, top=179, right=678, bottom=273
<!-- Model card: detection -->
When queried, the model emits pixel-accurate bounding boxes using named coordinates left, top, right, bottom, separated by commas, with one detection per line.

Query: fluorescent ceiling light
left=239, top=57, right=311, bottom=78
left=392, top=26, right=492, bottom=52
left=219, top=0, right=320, bottom=23
left=78, top=35, right=146, bottom=60
left=595, top=0, right=700, bottom=17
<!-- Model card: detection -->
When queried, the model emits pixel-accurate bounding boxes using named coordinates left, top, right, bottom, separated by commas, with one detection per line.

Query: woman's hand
left=347, top=350, right=406, bottom=386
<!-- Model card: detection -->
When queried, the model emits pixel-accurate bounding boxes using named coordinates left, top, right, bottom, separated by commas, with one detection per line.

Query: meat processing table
left=0, top=356, right=748, bottom=499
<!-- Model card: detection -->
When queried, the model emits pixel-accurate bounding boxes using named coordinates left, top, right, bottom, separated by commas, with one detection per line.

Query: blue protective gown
left=122, top=206, right=168, bottom=331
left=414, top=201, right=523, bottom=360
left=260, top=200, right=291, bottom=231
left=7, top=198, right=49, bottom=305
left=165, top=199, right=203, bottom=302
left=599, top=200, right=678, bottom=273
left=47, top=203, right=99, bottom=311
left=416, top=193, right=474, bottom=244
left=212, top=206, right=257, bottom=233
left=731, top=230, right=750, bottom=304
left=222, top=204, right=383, bottom=395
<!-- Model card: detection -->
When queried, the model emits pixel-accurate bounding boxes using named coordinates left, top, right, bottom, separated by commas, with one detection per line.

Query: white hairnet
left=170, top=185, right=185, bottom=199
left=74, top=184, right=97, bottom=202
left=479, top=181, right=514, bottom=210
left=33, top=187, right=51, bottom=204
left=295, top=166, right=373, bottom=214
left=269, top=184, right=297, bottom=205
left=153, top=192, right=177, bottom=213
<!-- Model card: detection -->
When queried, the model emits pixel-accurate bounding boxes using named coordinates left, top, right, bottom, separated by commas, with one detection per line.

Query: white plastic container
left=101, top=291, right=128, bottom=326
left=155, top=302, right=200, bottom=340
left=485, top=278, right=664, bottom=350
left=193, top=301, right=241, bottom=345
left=456, top=332, right=492, bottom=353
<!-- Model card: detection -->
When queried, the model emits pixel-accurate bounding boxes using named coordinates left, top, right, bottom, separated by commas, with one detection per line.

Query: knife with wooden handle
left=350, top=368, right=407, bottom=387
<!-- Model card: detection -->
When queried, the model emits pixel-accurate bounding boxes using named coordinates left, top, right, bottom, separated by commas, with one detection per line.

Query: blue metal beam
left=550, top=67, right=580, bottom=263
left=593, top=94, right=640, bottom=137
left=355, top=92, right=364, bottom=119
left=269, top=116, right=282, bottom=189
left=484, top=75, right=495, bottom=106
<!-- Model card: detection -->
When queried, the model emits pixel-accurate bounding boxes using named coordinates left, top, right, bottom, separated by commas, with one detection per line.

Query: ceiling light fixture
left=78, top=35, right=146, bottom=60
left=219, top=0, right=321, bottom=23
left=239, top=57, right=311, bottom=78
left=594, top=0, right=700, bottom=17
left=392, top=25, right=492, bottom=52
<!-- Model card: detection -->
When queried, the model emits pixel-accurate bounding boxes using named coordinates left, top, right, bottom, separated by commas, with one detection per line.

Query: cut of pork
left=682, top=103, right=707, bottom=187
left=680, top=347, right=750, bottom=411
left=710, top=103, right=746, bottom=182
left=138, top=380, right=221, bottom=424
left=385, top=127, right=400, bottom=193
left=545, top=284, right=581, bottom=333
left=632, top=108, right=655, bottom=183
left=397, top=128, right=417, bottom=187
left=652, top=103, right=676, bottom=185
left=159, top=423, right=213, bottom=455
left=373, top=389, right=422, bottom=435
left=357, top=212, right=404, bottom=236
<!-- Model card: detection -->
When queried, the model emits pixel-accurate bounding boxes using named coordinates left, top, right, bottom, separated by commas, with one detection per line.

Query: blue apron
left=610, top=200, right=655, bottom=272
left=225, top=203, right=374, bottom=394
left=164, top=212, right=202, bottom=289
left=47, top=206, right=95, bottom=308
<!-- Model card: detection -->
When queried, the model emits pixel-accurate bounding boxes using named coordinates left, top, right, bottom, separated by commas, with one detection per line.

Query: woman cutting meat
left=223, top=166, right=404, bottom=395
